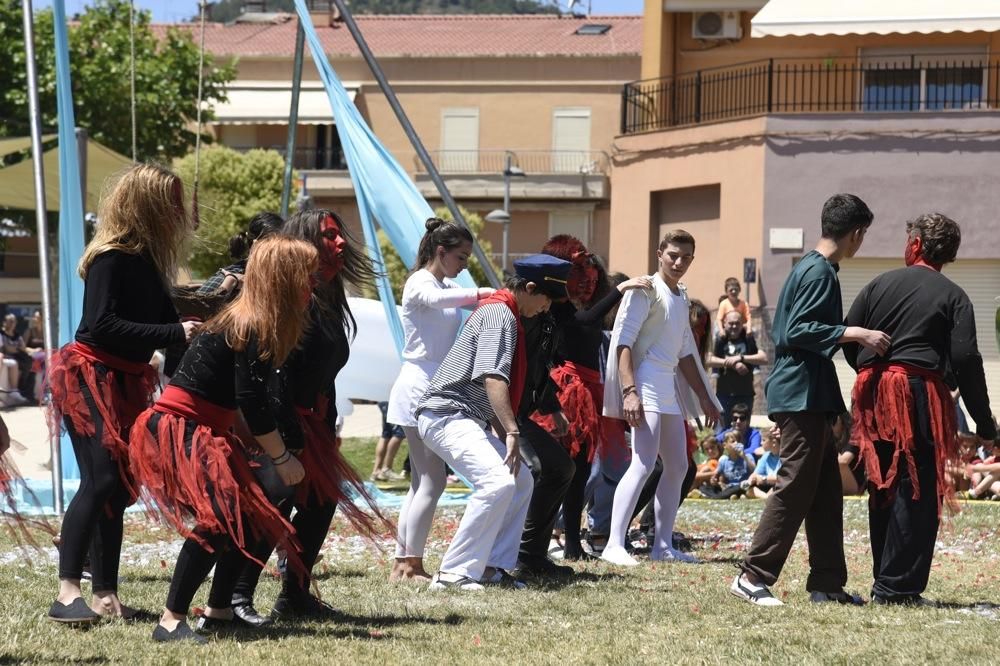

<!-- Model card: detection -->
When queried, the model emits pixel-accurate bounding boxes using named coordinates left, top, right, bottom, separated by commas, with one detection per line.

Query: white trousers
left=394, top=425, right=448, bottom=558
left=607, top=411, right=687, bottom=557
left=418, top=411, right=533, bottom=580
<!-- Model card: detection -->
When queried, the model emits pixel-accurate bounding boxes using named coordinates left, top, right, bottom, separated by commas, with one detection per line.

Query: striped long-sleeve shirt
left=416, top=302, right=518, bottom=425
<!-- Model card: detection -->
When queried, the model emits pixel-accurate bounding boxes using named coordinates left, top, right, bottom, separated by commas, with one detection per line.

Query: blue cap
left=513, top=253, right=572, bottom=299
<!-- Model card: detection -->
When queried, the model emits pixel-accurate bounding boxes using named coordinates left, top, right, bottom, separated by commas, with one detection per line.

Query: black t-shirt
left=75, top=250, right=184, bottom=363
left=168, top=331, right=276, bottom=436
left=844, top=265, right=995, bottom=440
left=713, top=331, right=759, bottom=397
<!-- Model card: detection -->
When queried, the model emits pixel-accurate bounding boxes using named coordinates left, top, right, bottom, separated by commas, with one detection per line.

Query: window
left=440, top=108, right=479, bottom=172
left=575, top=24, right=611, bottom=35
left=552, top=107, right=591, bottom=174
left=861, top=47, right=988, bottom=112
left=549, top=211, right=591, bottom=245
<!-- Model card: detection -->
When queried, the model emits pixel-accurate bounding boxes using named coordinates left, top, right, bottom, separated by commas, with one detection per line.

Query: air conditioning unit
left=692, top=11, right=742, bottom=40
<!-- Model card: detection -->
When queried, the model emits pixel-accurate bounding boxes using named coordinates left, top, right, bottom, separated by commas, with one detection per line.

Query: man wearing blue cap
left=417, top=254, right=572, bottom=590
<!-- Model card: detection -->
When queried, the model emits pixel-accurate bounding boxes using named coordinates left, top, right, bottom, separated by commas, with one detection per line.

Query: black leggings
left=561, top=443, right=592, bottom=550
left=165, top=532, right=247, bottom=615
left=231, top=498, right=337, bottom=603
left=58, top=372, right=131, bottom=592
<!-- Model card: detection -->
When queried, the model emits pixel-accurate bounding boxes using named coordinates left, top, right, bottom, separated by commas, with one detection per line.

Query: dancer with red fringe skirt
left=845, top=213, right=996, bottom=606
left=226, top=210, right=392, bottom=628
left=534, top=235, right=651, bottom=561
left=47, top=164, right=198, bottom=625
left=129, top=235, right=317, bottom=644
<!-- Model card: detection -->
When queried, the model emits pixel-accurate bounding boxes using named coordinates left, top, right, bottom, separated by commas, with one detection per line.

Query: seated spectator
left=964, top=443, right=1000, bottom=500
left=707, top=313, right=767, bottom=429
left=693, top=436, right=722, bottom=489
left=0, top=314, right=32, bottom=405
left=945, top=433, right=979, bottom=493
left=715, top=277, right=751, bottom=337
left=833, top=411, right=866, bottom=496
left=700, top=433, right=754, bottom=499
left=24, top=310, right=46, bottom=403
left=714, top=403, right=762, bottom=457
left=372, top=400, right=406, bottom=481
left=746, top=428, right=780, bottom=498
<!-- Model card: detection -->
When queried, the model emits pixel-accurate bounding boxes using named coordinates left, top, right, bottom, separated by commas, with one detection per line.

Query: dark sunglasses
left=732, top=414, right=749, bottom=422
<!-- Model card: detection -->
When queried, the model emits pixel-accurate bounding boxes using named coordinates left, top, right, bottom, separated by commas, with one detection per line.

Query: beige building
left=180, top=11, right=641, bottom=268
left=612, top=0, right=1000, bottom=410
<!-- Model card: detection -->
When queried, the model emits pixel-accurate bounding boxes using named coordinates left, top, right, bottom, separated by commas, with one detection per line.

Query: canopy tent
left=0, top=137, right=131, bottom=213
left=751, top=0, right=1000, bottom=38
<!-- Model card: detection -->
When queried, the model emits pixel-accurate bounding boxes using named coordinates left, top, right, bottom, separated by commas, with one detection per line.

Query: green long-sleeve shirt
left=765, top=250, right=847, bottom=416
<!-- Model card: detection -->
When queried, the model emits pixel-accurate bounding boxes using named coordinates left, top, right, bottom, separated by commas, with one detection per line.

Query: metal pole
left=329, top=0, right=500, bottom=288
left=280, top=20, right=305, bottom=218
left=75, top=127, right=87, bottom=212
left=22, top=0, right=63, bottom=514
left=502, top=152, right=511, bottom=272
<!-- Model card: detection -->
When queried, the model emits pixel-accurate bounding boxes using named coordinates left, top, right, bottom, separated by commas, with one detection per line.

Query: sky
left=34, top=0, right=643, bottom=23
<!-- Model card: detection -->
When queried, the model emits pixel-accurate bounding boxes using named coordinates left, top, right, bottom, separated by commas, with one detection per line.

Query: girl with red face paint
left=388, top=218, right=494, bottom=582
left=224, top=209, right=393, bottom=626
left=536, top=235, right=651, bottom=561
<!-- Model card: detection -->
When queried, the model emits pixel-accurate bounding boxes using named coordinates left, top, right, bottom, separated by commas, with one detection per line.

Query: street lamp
left=485, top=151, right=526, bottom=272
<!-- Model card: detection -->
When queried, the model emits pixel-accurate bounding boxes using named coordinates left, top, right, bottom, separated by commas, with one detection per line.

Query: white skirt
left=387, top=360, right=438, bottom=427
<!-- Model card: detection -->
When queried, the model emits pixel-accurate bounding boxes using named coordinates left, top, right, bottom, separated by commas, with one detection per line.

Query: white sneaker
left=651, top=547, right=699, bottom=564
left=730, top=573, right=783, bottom=606
left=548, top=538, right=565, bottom=560
left=600, top=545, right=639, bottom=567
left=428, top=572, right=485, bottom=592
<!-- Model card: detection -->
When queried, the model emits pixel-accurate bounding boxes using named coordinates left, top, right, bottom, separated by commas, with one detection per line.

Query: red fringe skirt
left=128, top=386, right=302, bottom=570
left=533, top=362, right=603, bottom=463
left=851, top=363, right=959, bottom=515
left=294, top=396, right=393, bottom=541
left=48, top=342, right=159, bottom=498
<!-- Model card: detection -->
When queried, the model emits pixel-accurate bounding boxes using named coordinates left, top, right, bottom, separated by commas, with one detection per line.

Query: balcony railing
left=227, top=145, right=347, bottom=170
left=621, top=54, right=1000, bottom=135
left=414, top=150, right=610, bottom=176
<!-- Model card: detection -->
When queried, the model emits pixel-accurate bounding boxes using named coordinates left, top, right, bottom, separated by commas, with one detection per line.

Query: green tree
left=174, top=145, right=294, bottom=278
left=1, top=0, right=235, bottom=161
left=373, top=205, right=499, bottom=303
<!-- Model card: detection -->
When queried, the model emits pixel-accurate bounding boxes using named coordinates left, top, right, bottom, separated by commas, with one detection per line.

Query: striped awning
left=751, top=0, right=1000, bottom=37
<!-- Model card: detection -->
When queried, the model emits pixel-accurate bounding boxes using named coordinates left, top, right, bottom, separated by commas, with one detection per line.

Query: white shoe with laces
left=429, top=572, right=485, bottom=592
left=600, top=545, right=639, bottom=567
left=730, top=573, right=783, bottom=606
left=651, top=547, right=699, bottom=564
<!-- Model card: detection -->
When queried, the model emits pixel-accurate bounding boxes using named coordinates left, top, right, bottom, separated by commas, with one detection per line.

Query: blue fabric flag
left=292, top=1, right=476, bottom=354
left=53, top=0, right=85, bottom=481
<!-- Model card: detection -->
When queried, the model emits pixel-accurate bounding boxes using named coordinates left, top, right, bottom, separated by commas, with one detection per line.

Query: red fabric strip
left=154, top=385, right=236, bottom=435
left=474, top=289, right=526, bottom=411
left=532, top=362, right=603, bottom=462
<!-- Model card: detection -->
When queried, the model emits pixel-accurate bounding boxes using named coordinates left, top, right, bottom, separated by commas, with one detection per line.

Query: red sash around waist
left=154, top=385, right=236, bottom=435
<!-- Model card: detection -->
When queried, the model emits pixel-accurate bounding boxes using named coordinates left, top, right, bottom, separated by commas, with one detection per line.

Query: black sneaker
left=672, top=531, right=693, bottom=552
left=232, top=597, right=274, bottom=628
left=872, top=594, right=937, bottom=608
left=513, top=556, right=575, bottom=580
left=48, top=598, right=101, bottom=625
left=194, top=615, right=236, bottom=635
left=152, top=621, right=208, bottom=644
left=271, top=593, right=341, bottom=621
left=810, top=590, right=865, bottom=606
left=480, top=568, right=527, bottom=590
left=562, top=540, right=598, bottom=562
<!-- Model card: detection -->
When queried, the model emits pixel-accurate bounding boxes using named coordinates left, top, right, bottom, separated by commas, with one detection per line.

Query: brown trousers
left=741, top=411, right=847, bottom=591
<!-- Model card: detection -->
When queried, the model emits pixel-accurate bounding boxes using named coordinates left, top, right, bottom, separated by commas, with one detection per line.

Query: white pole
left=22, top=0, right=63, bottom=514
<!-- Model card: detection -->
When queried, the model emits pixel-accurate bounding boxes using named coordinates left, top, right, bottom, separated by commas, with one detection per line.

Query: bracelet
left=506, top=431, right=520, bottom=437
left=271, top=450, right=291, bottom=465
left=621, top=384, right=636, bottom=396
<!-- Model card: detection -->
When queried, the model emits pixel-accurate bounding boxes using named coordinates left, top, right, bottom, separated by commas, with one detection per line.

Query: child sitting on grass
left=692, top=435, right=722, bottom=492
left=700, top=433, right=754, bottom=499
left=746, top=428, right=780, bottom=498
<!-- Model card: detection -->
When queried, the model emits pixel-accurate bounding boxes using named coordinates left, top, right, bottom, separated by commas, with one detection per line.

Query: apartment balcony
left=621, top=53, right=1000, bottom=135
left=227, top=144, right=354, bottom=196
left=413, top=149, right=611, bottom=202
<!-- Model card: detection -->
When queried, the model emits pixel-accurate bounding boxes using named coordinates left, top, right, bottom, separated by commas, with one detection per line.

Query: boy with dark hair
left=731, top=193, right=890, bottom=606
left=845, top=213, right=995, bottom=605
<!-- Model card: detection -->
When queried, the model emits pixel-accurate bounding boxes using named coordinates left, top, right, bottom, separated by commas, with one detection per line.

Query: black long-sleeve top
left=75, top=250, right=184, bottom=363
left=517, top=311, right=562, bottom=419
left=844, top=265, right=995, bottom=439
left=550, top=288, right=624, bottom=371
left=168, top=331, right=277, bottom=436
left=271, top=303, right=351, bottom=448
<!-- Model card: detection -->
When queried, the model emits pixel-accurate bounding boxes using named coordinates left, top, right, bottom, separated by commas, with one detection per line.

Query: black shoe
left=672, top=531, right=692, bottom=553
left=48, top=598, right=101, bottom=625
left=232, top=598, right=274, bottom=628
left=152, top=621, right=208, bottom=644
left=480, top=568, right=527, bottom=590
left=514, top=556, right=575, bottom=579
left=194, top=615, right=236, bottom=635
left=872, top=594, right=937, bottom=608
left=562, top=540, right=597, bottom=562
left=271, top=593, right=341, bottom=621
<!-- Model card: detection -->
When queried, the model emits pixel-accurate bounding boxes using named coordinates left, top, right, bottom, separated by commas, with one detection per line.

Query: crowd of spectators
left=0, top=310, right=45, bottom=407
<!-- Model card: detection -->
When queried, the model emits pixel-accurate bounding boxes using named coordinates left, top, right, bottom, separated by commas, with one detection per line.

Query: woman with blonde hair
left=129, top=235, right=317, bottom=643
left=47, top=163, right=198, bottom=624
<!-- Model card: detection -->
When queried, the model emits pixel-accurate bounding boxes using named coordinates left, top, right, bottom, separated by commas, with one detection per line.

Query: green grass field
left=2, top=437, right=998, bottom=665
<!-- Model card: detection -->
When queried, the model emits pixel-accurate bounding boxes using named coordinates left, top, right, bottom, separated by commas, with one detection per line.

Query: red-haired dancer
left=536, top=235, right=651, bottom=560
left=47, top=164, right=198, bottom=624
left=129, top=236, right=317, bottom=643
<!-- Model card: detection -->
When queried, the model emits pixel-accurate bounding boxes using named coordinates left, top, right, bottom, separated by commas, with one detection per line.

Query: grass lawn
left=2, top=437, right=999, bottom=664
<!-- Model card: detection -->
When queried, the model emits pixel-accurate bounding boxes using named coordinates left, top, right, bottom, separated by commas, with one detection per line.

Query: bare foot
left=390, top=558, right=432, bottom=583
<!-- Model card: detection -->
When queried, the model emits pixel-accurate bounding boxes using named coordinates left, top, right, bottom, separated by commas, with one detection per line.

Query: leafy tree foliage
left=175, top=145, right=294, bottom=278
left=1, top=0, right=234, bottom=161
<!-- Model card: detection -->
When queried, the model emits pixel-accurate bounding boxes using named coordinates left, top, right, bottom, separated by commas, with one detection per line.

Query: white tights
left=607, top=411, right=687, bottom=557
left=394, top=426, right=448, bottom=558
